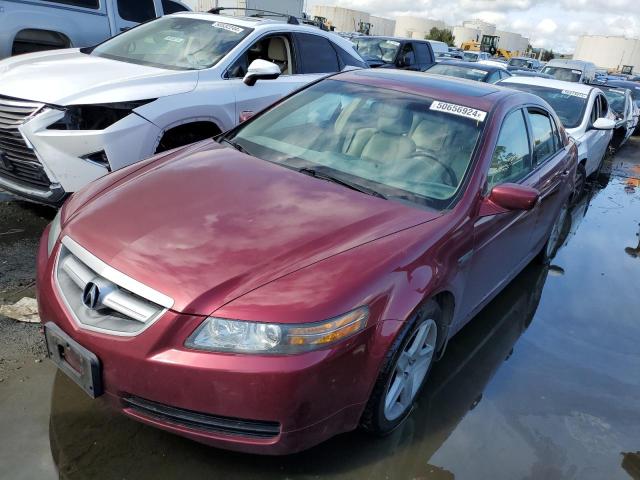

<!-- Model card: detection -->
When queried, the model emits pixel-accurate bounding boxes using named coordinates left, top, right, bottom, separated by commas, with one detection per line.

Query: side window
left=598, top=95, right=609, bottom=118
left=414, top=43, right=433, bottom=65
left=590, top=96, right=599, bottom=124
left=117, top=0, right=157, bottom=22
left=227, top=35, right=294, bottom=79
left=46, top=0, right=99, bottom=8
left=161, top=0, right=189, bottom=13
left=333, top=44, right=368, bottom=69
left=528, top=109, right=556, bottom=164
left=550, top=115, right=563, bottom=150
left=399, top=43, right=416, bottom=67
left=488, top=110, right=532, bottom=189
left=295, top=34, right=339, bottom=74
left=486, top=71, right=500, bottom=83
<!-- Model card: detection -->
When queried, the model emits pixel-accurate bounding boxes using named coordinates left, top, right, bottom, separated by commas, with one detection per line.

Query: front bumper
left=1, top=104, right=161, bottom=204
left=36, top=232, right=377, bottom=455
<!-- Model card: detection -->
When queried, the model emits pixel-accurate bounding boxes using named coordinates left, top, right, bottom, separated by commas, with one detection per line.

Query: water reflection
left=50, top=262, right=549, bottom=480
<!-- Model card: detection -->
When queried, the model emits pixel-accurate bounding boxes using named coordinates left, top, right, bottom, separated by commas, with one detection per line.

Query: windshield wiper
left=298, top=167, right=387, bottom=200
left=222, top=138, right=251, bottom=155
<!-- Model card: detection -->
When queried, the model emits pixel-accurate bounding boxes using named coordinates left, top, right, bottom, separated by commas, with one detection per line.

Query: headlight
left=185, top=306, right=369, bottom=354
left=47, top=209, right=62, bottom=256
left=48, top=100, right=155, bottom=131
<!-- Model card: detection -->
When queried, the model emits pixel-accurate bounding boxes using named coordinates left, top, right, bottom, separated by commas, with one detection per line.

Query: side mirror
left=243, top=59, right=280, bottom=86
left=479, top=183, right=540, bottom=217
left=592, top=117, right=616, bottom=130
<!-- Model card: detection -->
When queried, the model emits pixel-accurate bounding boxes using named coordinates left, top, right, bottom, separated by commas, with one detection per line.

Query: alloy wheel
left=383, top=319, right=438, bottom=421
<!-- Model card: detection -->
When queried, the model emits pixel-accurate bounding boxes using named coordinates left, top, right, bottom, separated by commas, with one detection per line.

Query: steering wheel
left=410, top=151, right=458, bottom=187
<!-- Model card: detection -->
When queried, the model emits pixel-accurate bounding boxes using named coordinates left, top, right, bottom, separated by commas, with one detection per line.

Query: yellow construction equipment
left=460, top=35, right=519, bottom=59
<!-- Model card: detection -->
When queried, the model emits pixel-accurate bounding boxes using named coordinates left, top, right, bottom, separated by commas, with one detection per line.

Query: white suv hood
left=0, top=49, right=198, bottom=106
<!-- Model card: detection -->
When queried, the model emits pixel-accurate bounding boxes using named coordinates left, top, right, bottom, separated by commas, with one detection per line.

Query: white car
left=499, top=76, right=615, bottom=196
left=0, top=12, right=366, bottom=205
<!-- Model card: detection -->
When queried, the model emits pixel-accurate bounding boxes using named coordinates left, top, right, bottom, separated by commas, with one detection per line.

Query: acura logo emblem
left=82, top=282, right=101, bottom=310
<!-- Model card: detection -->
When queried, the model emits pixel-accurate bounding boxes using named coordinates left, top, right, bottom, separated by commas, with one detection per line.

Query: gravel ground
left=0, top=194, right=54, bottom=382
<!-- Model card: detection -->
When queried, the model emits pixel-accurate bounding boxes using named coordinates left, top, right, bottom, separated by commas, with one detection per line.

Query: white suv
left=0, top=12, right=366, bottom=205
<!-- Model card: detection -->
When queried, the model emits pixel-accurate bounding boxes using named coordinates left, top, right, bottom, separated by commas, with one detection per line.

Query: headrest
left=268, top=38, right=287, bottom=62
left=374, top=103, right=412, bottom=135
left=412, top=118, right=448, bottom=150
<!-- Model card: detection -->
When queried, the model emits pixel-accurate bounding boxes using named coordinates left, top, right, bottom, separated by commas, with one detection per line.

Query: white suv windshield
left=229, top=80, right=485, bottom=209
left=90, top=17, right=252, bottom=70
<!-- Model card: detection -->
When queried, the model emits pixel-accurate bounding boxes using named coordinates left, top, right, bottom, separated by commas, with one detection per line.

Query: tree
left=426, top=27, right=455, bottom=47
left=541, top=49, right=555, bottom=62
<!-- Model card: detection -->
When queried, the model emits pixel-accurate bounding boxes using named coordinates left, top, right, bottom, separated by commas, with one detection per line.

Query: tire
left=539, top=200, right=569, bottom=264
left=360, top=300, right=441, bottom=435
left=571, top=162, right=586, bottom=205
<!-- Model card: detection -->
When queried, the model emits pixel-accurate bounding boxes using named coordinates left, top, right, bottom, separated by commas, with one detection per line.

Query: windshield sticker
left=386, top=40, right=400, bottom=46
left=164, top=36, right=184, bottom=43
left=212, top=22, right=245, bottom=34
left=561, top=89, right=588, bottom=99
left=430, top=101, right=487, bottom=122
left=571, top=69, right=582, bottom=74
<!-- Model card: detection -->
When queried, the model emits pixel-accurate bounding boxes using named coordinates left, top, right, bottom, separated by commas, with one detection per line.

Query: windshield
left=509, top=58, right=531, bottom=68
left=504, top=84, right=587, bottom=128
left=462, top=52, right=479, bottom=62
left=541, top=66, right=582, bottom=82
left=354, top=38, right=400, bottom=63
left=427, top=64, right=489, bottom=82
left=90, top=17, right=252, bottom=70
left=603, top=90, right=626, bottom=115
left=227, top=80, right=486, bottom=209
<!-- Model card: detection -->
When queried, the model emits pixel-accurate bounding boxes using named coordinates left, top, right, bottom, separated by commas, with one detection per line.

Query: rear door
left=526, top=107, right=571, bottom=248
left=460, top=108, right=540, bottom=319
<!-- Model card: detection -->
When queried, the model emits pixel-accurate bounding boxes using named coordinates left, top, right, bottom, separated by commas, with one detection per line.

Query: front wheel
left=360, top=301, right=441, bottom=435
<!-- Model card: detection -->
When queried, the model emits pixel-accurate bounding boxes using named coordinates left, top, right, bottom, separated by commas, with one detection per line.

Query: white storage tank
left=394, top=16, right=448, bottom=40
left=453, top=26, right=481, bottom=47
left=208, top=0, right=303, bottom=17
left=370, top=15, right=396, bottom=36
left=311, top=5, right=371, bottom=33
left=574, top=35, right=640, bottom=71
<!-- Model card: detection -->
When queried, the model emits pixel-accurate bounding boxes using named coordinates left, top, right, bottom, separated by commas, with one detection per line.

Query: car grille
left=123, top=395, right=281, bottom=439
left=55, top=236, right=173, bottom=336
left=0, top=95, right=50, bottom=189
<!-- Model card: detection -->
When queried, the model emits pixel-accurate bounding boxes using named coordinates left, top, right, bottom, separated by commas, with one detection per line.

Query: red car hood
left=64, top=143, right=440, bottom=315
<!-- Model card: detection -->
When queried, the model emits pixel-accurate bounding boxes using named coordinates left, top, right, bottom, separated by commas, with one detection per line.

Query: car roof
left=431, top=60, right=498, bottom=72
left=545, top=59, right=594, bottom=69
left=360, top=36, right=424, bottom=43
left=500, top=75, right=596, bottom=94
left=333, top=69, right=517, bottom=111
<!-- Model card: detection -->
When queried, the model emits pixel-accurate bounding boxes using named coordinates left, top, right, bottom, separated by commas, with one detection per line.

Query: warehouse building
left=574, top=35, right=640, bottom=72
left=452, top=20, right=528, bottom=55
left=394, top=17, right=448, bottom=39
left=311, top=5, right=395, bottom=36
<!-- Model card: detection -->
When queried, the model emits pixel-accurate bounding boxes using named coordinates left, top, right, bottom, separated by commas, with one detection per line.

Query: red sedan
left=37, top=69, right=576, bottom=455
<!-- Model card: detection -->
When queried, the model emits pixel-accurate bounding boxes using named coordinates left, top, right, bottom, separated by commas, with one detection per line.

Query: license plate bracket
left=44, top=322, right=103, bottom=398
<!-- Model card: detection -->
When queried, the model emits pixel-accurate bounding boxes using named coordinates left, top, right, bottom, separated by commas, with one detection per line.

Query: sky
left=306, top=0, right=640, bottom=53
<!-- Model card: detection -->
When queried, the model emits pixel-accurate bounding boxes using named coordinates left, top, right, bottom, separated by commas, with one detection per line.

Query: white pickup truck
left=0, top=0, right=190, bottom=58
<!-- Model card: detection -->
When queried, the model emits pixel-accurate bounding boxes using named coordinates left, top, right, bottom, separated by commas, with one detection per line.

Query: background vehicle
left=424, top=60, right=512, bottom=83
left=602, top=78, right=640, bottom=134
left=0, top=12, right=366, bottom=205
left=0, top=0, right=190, bottom=58
left=507, top=56, right=542, bottom=72
left=499, top=76, right=614, bottom=196
left=541, top=59, right=597, bottom=83
left=426, top=40, right=449, bottom=57
left=436, top=51, right=464, bottom=61
left=461, top=34, right=519, bottom=59
left=510, top=70, right=553, bottom=79
left=462, top=51, right=491, bottom=62
left=38, top=69, right=575, bottom=455
left=353, top=36, right=435, bottom=70
left=597, top=85, right=638, bottom=149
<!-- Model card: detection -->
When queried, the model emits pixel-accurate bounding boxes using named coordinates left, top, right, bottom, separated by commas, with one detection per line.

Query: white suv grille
left=55, top=236, right=173, bottom=335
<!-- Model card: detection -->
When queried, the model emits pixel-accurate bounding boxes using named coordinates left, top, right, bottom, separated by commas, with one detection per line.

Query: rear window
left=541, top=66, right=582, bottom=82
left=503, top=83, right=587, bottom=128
left=426, top=64, right=488, bottom=82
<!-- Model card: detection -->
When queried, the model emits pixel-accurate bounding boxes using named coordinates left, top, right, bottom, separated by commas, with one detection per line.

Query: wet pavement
left=1, top=139, right=640, bottom=479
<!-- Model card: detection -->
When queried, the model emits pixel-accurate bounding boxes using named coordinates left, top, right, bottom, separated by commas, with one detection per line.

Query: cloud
left=307, top=0, right=640, bottom=52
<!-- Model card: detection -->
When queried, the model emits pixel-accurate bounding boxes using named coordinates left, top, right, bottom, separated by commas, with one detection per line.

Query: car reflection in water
left=50, top=258, right=551, bottom=479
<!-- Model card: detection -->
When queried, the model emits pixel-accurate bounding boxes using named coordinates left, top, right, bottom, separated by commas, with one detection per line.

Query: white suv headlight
left=47, top=210, right=62, bottom=256
left=185, top=306, right=369, bottom=354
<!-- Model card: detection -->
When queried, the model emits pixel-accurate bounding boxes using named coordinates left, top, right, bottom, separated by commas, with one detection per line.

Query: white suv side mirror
left=592, top=118, right=616, bottom=130
left=243, top=59, right=281, bottom=86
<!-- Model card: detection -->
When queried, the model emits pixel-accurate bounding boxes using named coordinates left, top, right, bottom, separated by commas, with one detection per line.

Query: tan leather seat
left=411, top=118, right=448, bottom=152
left=267, top=37, right=289, bottom=74
left=345, top=103, right=415, bottom=171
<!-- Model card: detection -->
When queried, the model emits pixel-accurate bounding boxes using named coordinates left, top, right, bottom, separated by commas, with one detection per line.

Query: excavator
left=461, top=34, right=518, bottom=60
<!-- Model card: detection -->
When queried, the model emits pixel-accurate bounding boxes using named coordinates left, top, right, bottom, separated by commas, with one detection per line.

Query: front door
left=459, top=108, right=540, bottom=322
